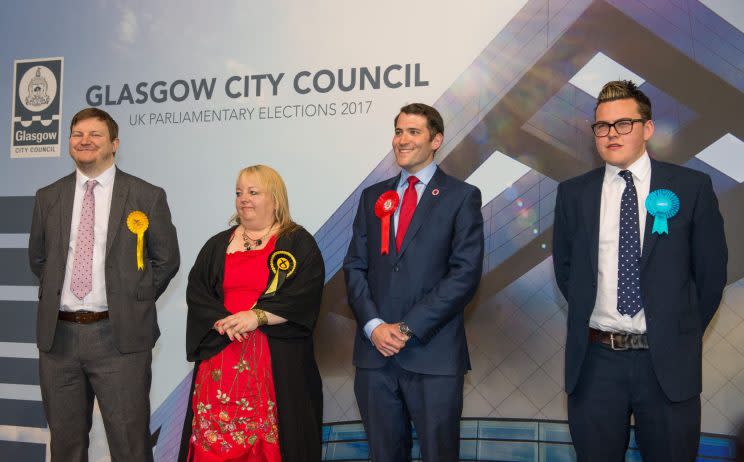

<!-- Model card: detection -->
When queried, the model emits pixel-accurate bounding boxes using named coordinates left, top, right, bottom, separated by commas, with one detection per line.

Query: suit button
left=57, top=289, right=61, bottom=295
left=394, top=266, right=399, bottom=272
left=592, top=281, right=597, bottom=288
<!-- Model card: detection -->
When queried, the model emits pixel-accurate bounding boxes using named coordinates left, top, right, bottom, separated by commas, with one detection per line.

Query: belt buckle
left=610, top=333, right=628, bottom=351
left=76, top=311, right=91, bottom=323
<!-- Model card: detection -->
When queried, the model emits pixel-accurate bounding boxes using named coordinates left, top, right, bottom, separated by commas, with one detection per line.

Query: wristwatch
left=398, top=322, right=413, bottom=338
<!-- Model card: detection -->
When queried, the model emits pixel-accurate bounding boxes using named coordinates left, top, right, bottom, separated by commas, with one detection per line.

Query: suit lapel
left=395, top=167, right=444, bottom=260
left=581, top=169, right=603, bottom=278
left=640, top=159, right=673, bottom=271
left=107, top=168, right=129, bottom=257
left=59, top=174, right=76, bottom=263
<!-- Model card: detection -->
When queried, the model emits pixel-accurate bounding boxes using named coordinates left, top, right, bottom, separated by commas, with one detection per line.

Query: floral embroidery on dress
left=191, top=332, right=280, bottom=456
left=196, top=402, right=211, bottom=414
left=216, top=390, right=230, bottom=404
left=235, top=398, right=253, bottom=411
left=233, top=358, right=250, bottom=373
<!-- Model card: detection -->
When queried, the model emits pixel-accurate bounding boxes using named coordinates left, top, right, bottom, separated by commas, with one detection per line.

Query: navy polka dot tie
left=617, top=170, right=643, bottom=317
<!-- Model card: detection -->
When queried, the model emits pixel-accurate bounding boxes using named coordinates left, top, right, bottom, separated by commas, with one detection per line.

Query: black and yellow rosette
left=264, top=250, right=296, bottom=296
left=126, top=211, right=149, bottom=270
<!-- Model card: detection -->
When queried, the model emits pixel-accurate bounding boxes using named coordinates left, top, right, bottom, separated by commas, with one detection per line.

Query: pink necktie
left=396, top=176, right=419, bottom=252
left=70, top=180, right=97, bottom=299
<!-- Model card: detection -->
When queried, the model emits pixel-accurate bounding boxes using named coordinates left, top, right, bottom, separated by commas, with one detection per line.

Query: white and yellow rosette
left=126, top=211, right=149, bottom=270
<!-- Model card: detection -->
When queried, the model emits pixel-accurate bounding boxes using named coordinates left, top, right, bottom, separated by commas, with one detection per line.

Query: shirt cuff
left=363, top=318, right=384, bottom=339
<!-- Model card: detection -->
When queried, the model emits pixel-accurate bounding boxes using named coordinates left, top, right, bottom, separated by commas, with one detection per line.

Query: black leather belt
left=589, top=328, right=648, bottom=350
left=58, top=311, right=109, bottom=324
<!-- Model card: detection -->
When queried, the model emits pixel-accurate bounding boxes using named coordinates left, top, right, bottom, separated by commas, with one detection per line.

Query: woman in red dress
left=180, top=165, right=324, bottom=462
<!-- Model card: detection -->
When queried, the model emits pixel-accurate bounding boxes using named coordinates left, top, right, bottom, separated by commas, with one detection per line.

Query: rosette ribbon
left=264, top=251, right=296, bottom=296
left=126, top=211, right=149, bottom=270
left=374, top=191, right=399, bottom=255
left=645, top=189, right=680, bottom=235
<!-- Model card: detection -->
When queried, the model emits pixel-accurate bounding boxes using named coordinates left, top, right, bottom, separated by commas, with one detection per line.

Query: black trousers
left=568, top=343, right=701, bottom=462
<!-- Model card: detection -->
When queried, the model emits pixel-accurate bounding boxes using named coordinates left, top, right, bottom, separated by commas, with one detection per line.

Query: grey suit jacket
left=29, top=167, right=180, bottom=353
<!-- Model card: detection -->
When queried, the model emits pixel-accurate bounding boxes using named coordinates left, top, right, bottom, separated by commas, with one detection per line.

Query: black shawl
left=178, top=225, right=324, bottom=462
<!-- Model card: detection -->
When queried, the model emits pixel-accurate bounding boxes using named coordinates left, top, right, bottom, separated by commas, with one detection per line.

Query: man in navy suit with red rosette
left=344, top=103, right=484, bottom=461
left=553, top=80, right=727, bottom=461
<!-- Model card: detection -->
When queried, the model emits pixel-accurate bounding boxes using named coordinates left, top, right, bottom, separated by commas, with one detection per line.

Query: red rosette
left=374, top=191, right=399, bottom=255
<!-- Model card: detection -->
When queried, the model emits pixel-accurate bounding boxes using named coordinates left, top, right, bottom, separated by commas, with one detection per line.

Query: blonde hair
left=230, top=165, right=299, bottom=237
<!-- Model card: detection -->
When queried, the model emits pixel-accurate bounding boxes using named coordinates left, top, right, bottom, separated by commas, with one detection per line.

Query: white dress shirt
left=60, top=164, right=116, bottom=312
left=589, top=152, right=651, bottom=334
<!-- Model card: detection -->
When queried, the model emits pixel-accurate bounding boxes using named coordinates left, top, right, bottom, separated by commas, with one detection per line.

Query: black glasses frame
left=591, top=118, right=646, bottom=137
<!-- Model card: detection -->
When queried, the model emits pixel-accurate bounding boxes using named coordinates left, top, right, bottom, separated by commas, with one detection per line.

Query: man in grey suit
left=28, top=107, right=180, bottom=461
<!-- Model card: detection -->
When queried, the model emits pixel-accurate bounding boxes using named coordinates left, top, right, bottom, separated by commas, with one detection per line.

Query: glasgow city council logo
left=11, top=57, right=63, bottom=158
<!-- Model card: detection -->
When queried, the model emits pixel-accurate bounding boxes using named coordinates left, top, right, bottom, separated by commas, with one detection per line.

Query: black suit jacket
left=552, top=159, right=727, bottom=401
left=344, top=166, right=484, bottom=375
left=29, top=168, right=180, bottom=353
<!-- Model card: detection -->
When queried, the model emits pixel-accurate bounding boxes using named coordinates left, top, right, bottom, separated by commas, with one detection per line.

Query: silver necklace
left=242, top=226, right=272, bottom=250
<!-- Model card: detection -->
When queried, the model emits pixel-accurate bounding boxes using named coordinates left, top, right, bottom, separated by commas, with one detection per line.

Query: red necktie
left=396, top=176, right=419, bottom=252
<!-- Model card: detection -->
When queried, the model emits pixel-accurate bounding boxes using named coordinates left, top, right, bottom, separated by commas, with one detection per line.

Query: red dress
left=189, top=237, right=281, bottom=461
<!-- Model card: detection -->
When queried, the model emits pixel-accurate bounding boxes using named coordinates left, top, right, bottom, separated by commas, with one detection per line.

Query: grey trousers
left=39, top=318, right=154, bottom=462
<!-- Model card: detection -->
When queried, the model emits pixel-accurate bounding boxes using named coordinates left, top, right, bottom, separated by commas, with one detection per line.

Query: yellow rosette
left=127, top=211, right=149, bottom=270
left=264, top=251, right=296, bottom=296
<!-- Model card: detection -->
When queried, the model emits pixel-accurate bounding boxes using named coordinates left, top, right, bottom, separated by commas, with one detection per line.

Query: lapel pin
left=432, top=188, right=440, bottom=196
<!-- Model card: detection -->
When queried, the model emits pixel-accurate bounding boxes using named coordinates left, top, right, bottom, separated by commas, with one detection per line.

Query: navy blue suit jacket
left=344, top=166, right=484, bottom=376
left=552, top=159, right=727, bottom=401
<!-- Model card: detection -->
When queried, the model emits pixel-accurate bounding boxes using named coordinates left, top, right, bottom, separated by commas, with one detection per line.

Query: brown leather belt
left=58, top=311, right=109, bottom=324
left=589, top=328, right=648, bottom=350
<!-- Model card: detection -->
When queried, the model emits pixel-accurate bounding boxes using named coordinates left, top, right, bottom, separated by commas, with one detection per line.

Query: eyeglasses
left=591, top=118, right=646, bottom=137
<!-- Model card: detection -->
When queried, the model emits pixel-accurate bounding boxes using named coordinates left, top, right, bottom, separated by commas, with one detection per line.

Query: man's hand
left=370, top=323, right=408, bottom=357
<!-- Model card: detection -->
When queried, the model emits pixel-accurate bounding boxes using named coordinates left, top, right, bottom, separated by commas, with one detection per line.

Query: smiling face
left=235, top=172, right=276, bottom=230
left=594, top=98, right=654, bottom=169
left=392, top=112, right=442, bottom=174
left=69, top=117, right=119, bottom=177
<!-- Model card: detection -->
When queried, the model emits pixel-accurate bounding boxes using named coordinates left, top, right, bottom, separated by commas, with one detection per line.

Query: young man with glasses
left=552, top=80, right=727, bottom=461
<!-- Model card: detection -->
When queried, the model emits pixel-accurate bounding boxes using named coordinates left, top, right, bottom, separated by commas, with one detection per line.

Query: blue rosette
left=645, top=189, right=680, bottom=235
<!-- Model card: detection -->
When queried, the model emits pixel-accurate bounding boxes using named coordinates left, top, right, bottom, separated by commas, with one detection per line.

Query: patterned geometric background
left=1, top=0, right=743, bottom=460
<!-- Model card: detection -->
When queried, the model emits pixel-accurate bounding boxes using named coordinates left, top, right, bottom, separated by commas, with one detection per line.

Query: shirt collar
left=603, top=151, right=650, bottom=184
left=399, top=161, right=437, bottom=189
left=76, top=163, right=116, bottom=189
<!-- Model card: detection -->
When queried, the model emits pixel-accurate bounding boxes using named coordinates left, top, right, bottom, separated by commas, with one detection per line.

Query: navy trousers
left=355, top=360, right=464, bottom=462
left=568, top=343, right=701, bottom=462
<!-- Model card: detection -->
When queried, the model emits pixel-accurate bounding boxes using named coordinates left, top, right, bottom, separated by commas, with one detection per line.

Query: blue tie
left=617, top=170, right=644, bottom=317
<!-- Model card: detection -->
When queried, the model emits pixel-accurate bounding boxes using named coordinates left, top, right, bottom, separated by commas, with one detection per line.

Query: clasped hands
left=370, top=322, right=409, bottom=357
left=214, top=309, right=259, bottom=342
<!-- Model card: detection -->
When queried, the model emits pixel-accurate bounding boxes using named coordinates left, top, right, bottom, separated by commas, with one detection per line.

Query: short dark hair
left=595, top=80, right=652, bottom=120
left=70, top=107, right=119, bottom=141
left=395, top=103, right=444, bottom=140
